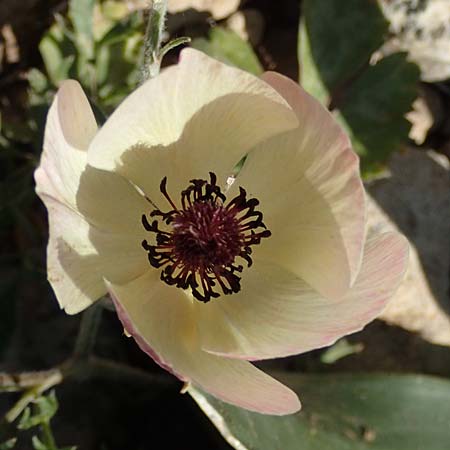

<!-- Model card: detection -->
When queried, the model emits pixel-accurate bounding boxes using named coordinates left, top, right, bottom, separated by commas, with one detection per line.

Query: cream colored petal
left=228, top=72, right=365, bottom=299
left=37, top=166, right=150, bottom=313
left=35, top=80, right=97, bottom=207
left=74, top=166, right=159, bottom=283
left=75, top=163, right=150, bottom=234
left=36, top=81, right=151, bottom=313
left=109, top=271, right=300, bottom=415
left=198, top=232, right=408, bottom=360
left=41, top=188, right=151, bottom=314
left=87, top=49, right=298, bottom=204
left=42, top=195, right=105, bottom=314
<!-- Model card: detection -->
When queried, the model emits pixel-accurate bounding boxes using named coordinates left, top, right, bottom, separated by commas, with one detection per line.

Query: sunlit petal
left=87, top=49, right=298, bottom=204
left=109, top=271, right=300, bottom=415
left=199, top=233, right=408, bottom=359
left=230, top=73, right=365, bottom=299
left=35, top=79, right=97, bottom=207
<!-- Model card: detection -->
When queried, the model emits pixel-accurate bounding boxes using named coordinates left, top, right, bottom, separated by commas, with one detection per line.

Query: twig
left=4, top=370, right=63, bottom=423
left=0, top=369, right=62, bottom=393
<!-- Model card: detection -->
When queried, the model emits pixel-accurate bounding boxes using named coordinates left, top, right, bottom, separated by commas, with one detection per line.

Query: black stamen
left=141, top=173, right=271, bottom=302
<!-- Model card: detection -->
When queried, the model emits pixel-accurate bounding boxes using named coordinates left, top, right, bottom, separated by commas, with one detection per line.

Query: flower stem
left=139, top=0, right=168, bottom=83
left=40, top=421, right=58, bottom=450
left=73, top=302, right=102, bottom=360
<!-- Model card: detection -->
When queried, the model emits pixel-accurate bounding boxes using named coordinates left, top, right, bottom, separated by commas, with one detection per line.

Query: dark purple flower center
left=141, top=172, right=271, bottom=302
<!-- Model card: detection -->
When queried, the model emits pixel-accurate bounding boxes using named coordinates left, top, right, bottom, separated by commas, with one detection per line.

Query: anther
left=141, top=173, right=271, bottom=302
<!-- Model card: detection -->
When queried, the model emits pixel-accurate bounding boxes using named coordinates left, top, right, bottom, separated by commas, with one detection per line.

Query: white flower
left=35, top=49, right=408, bottom=415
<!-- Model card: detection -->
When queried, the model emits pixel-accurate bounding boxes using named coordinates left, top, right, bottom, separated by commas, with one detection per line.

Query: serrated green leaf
left=298, top=0, right=419, bottom=174
left=300, top=0, right=388, bottom=103
left=191, top=374, right=450, bottom=450
left=336, top=53, right=420, bottom=174
left=192, top=27, right=263, bottom=75
left=69, top=0, right=95, bottom=59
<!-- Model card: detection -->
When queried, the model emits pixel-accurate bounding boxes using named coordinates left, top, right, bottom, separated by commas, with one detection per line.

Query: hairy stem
left=139, top=0, right=168, bottom=83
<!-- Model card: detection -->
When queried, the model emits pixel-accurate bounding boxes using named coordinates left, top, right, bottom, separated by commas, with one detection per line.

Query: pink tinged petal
left=231, top=72, right=366, bottom=300
left=184, top=352, right=301, bottom=415
left=35, top=80, right=97, bottom=207
left=198, top=232, right=408, bottom=360
left=108, top=271, right=300, bottom=415
left=35, top=81, right=151, bottom=312
left=34, top=80, right=103, bottom=314
left=87, top=48, right=299, bottom=204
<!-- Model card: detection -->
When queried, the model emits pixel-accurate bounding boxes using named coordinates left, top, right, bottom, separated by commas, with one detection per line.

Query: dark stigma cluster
left=142, top=172, right=271, bottom=302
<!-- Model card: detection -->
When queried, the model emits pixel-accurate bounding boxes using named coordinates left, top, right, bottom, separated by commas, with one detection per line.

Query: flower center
left=141, top=172, right=271, bottom=302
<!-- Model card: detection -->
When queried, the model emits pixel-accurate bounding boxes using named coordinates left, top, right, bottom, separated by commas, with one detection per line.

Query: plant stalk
left=73, top=302, right=102, bottom=360
left=139, top=0, right=168, bottom=83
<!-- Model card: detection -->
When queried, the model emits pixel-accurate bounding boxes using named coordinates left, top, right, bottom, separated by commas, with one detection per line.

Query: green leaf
left=0, top=439, right=17, bottom=450
left=97, top=17, right=138, bottom=47
left=39, top=25, right=76, bottom=86
left=299, top=0, right=388, bottom=103
left=27, top=69, right=50, bottom=95
left=297, top=19, right=328, bottom=105
left=95, top=31, right=142, bottom=110
left=31, top=436, right=48, bottom=450
left=159, top=37, right=191, bottom=60
left=298, top=0, right=419, bottom=174
left=191, top=374, right=450, bottom=450
left=18, top=391, right=59, bottom=430
left=336, top=53, right=419, bottom=172
left=192, top=27, right=263, bottom=75
left=69, top=0, right=95, bottom=59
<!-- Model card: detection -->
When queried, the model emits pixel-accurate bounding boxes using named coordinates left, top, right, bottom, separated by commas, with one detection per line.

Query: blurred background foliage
left=1, top=0, right=450, bottom=449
